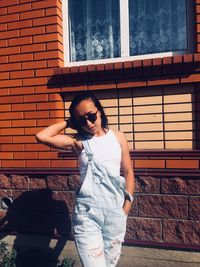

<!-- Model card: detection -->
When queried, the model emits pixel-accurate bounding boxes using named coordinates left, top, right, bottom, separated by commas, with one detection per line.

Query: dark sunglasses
left=77, top=110, right=98, bottom=126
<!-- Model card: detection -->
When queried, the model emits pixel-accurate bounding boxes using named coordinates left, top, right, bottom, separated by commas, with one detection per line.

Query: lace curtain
left=68, top=0, right=188, bottom=62
left=69, top=0, right=120, bottom=62
left=129, top=0, right=187, bottom=55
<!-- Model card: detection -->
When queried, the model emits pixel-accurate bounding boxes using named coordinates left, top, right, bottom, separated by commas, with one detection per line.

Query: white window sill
left=64, top=51, right=189, bottom=67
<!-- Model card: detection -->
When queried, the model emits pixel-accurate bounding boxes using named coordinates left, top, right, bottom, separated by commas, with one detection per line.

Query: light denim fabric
left=72, top=139, right=127, bottom=267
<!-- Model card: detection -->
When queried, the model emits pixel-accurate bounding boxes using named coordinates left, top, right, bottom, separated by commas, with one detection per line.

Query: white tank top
left=78, top=130, right=122, bottom=182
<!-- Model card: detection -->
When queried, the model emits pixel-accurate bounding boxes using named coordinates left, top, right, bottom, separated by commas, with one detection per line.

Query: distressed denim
left=72, top=140, right=127, bottom=267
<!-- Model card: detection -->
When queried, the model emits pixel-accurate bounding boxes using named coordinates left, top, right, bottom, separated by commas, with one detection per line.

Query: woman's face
left=74, top=99, right=103, bottom=135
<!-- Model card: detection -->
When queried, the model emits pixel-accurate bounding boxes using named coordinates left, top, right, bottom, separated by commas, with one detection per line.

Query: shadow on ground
left=0, top=189, right=71, bottom=267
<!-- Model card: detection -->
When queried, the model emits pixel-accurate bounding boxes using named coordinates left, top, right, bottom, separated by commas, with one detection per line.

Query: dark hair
left=69, top=92, right=108, bottom=137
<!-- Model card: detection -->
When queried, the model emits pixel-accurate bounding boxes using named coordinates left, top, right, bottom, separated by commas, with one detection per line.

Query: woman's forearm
left=123, top=170, right=135, bottom=214
left=125, top=170, right=135, bottom=196
left=36, top=121, right=66, bottom=141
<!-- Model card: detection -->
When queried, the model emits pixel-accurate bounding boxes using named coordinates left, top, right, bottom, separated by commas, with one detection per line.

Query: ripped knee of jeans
left=107, top=239, right=123, bottom=266
left=111, top=239, right=122, bottom=246
left=88, top=246, right=104, bottom=258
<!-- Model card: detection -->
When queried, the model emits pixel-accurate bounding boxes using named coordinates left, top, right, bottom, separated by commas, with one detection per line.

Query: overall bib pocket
left=74, top=202, right=91, bottom=215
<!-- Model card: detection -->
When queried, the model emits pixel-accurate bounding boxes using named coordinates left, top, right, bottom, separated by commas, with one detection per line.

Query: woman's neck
left=94, top=128, right=109, bottom=137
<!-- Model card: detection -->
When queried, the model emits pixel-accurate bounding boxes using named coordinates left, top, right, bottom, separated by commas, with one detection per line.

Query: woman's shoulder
left=112, top=129, right=125, bottom=137
left=111, top=130, right=126, bottom=144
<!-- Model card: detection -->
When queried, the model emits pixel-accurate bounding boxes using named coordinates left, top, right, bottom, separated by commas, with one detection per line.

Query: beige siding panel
left=119, top=106, right=133, bottom=115
left=164, top=103, right=193, bottom=112
left=104, top=107, right=118, bottom=115
left=165, top=141, right=193, bottom=149
left=134, top=96, right=162, bottom=105
left=65, top=109, right=70, bottom=118
left=135, top=141, right=164, bottom=149
left=100, top=98, right=118, bottom=107
left=109, top=125, right=119, bottom=131
left=165, top=122, right=193, bottom=131
left=119, top=115, right=133, bottom=124
left=119, top=124, right=133, bottom=132
left=134, top=114, right=162, bottom=123
left=165, top=131, right=193, bottom=140
left=119, top=98, right=132, bottom=106
left=64, top=101, right=71, bottom=110
left=164, top=113, right=193, bottom=122
left=108, top=116, right=118, bottom=124
left=134, top=105, right=162, bottom=114
left=135, top=132, right=164, bottom=141
left=134, top=123, right=163, bottom=132
left=66, top=128, right=76, bottom=134
left=164, top=94, right=193, bottom=103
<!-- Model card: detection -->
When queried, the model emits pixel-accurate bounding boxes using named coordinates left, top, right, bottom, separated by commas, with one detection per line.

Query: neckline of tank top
left=92, top=129, right=111, bottom=139
left=78, top=130, right=113, bottom=158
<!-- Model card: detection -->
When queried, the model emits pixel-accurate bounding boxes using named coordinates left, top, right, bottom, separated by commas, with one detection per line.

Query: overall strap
left=82, top=140, right=93, bottom=161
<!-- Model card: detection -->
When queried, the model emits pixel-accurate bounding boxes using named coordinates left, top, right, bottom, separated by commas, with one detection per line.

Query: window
left=62, top=0, right=193, bottom=65
left=129, top=0, right=188, bottom=56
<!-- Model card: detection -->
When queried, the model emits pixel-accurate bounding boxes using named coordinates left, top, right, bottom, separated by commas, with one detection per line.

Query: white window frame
left=62, top=0, right=194, bottom=67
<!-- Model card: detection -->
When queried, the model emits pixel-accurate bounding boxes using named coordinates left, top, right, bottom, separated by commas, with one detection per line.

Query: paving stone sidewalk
left=60, top=241, right=200, bottom=267
left=2, top=235, right=200, bottom=267
left=118, top=245, right=200, bottom=267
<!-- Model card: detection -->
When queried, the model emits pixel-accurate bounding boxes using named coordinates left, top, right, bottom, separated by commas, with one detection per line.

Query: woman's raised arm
left=35, top=121, right=80, bottom=152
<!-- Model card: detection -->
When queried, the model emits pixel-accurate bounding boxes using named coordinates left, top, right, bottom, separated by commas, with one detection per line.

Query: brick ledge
left=58, top=149, right=200, bottom=159
left=48, top=53, right=200, bottom=91
left=0, top=168, right=200, bottom=176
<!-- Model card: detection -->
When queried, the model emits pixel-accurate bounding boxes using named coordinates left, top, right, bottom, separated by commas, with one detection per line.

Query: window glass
left=129, top=0, right=187, bottom=56
left=69, top=0, right=120, bottom=62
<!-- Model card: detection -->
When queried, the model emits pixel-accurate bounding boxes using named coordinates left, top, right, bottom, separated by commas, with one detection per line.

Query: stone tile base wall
left=126, top=175, right=200, bottom=247
left=0, top=173, right=199, bottom=249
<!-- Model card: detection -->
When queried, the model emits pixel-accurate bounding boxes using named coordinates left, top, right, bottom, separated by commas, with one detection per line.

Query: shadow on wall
left=0, top=189, right=71, bottom=267
left=47, top=58, right=195, bottom=90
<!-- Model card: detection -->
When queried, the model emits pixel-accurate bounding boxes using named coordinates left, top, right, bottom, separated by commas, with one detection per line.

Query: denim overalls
left=72, top=139, right=127, bottom=267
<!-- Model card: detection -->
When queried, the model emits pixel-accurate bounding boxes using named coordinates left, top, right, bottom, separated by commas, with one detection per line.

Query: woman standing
left=36, top=92, right=134, bottom=267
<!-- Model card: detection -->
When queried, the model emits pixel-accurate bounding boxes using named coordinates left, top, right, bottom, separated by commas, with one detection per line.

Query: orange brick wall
left=0, top=0, right=72, bottom=169
left=0, top=0, right=200, bottom=170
